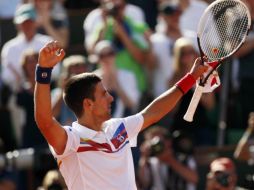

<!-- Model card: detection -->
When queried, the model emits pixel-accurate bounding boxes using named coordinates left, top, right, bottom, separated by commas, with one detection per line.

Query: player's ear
left=83, top=98, right=94, bottom=110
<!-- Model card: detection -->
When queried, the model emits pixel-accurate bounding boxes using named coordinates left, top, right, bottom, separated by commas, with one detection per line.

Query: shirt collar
left=72, top=121, right=98, bottom=139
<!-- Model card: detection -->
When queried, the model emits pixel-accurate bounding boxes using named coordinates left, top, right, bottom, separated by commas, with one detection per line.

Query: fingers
left=42, top=40, right=64, bottom=56
left=39, top=41, right=65, bottom=67
left=203, top=56, right=208, bottom=62
left=57, top=49, right=66, bottom=61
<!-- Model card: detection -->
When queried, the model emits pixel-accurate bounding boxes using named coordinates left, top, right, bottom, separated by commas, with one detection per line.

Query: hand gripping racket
left=183, top=0, right=251, bottom=122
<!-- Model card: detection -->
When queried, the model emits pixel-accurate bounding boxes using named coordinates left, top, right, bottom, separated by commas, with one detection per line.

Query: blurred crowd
left=0, top=0, right=254, bottom=189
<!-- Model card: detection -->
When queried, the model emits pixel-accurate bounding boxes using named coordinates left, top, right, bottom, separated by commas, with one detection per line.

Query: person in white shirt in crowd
left=155, top=0, right=207, bottom=50
left=34, top=40, right=208, bottom=190
left=83, top=0, right=145, bottom=52
left=1, top=3, right=53, bottom=92
left=0, top=3, right=55, bottom=146
left=150, top=1, right=182, bottom=98
left=179, top=0, right=208, bottom=35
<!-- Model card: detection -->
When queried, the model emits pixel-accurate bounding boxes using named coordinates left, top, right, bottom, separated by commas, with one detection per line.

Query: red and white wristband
left=175, top=73, right=196, bottom=94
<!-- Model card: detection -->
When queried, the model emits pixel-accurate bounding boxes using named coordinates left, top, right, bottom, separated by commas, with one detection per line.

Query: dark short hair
left=63, top=73, right=102, bottom=118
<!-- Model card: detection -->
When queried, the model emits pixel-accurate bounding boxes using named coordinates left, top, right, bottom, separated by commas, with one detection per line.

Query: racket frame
left=184, top=0, right=251, bottom=122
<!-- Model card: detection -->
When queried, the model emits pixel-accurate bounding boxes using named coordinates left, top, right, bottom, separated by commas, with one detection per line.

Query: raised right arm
left=34, top=41, right=67, bottom=155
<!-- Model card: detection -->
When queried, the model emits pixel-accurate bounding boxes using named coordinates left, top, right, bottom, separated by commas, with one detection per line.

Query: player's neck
left=78, top=115, right=103, bottom=132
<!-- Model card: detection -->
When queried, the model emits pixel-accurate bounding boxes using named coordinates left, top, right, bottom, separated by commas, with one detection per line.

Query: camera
left=103, top=2, right=121, bottom=17
left=215, top=171, right=230, bottom=187
left=149, top=136, right=165, bottom=157
left=0, top=148, right=56, bottom=171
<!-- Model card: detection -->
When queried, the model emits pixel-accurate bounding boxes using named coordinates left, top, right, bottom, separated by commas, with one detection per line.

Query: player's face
left=92, top=82, right=114, bottom=121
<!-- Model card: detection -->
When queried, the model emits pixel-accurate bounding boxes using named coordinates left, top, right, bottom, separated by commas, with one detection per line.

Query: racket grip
left=183, top=85, right=204, bottom=122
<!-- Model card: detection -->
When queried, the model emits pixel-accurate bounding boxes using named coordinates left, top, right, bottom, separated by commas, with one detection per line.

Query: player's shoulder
left=62, top=124, right=79, bottom=137
left=103, top=118, right=124, bottom=129
left=102, top=116, right=133, bottom=131
left=61, top=125, right=72, bottom=133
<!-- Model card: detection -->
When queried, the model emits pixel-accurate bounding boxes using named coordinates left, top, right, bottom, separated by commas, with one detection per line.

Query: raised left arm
left=140, top=57, right=208, bottom=130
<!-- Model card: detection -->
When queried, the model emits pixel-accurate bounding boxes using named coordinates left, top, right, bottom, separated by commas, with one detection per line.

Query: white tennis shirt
left=50, top=114, right=143, bottom=190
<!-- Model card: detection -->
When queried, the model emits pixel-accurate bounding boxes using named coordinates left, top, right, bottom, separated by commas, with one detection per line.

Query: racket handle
left=183, top=85, right=204, bottom=122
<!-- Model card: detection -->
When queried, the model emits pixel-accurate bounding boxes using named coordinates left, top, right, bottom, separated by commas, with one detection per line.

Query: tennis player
left=34, top=41, right=207, bottom=190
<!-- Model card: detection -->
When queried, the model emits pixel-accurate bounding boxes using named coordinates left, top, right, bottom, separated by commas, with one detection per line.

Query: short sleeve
left=49, top=126, right=80, bottom=160
left=122, top=113, right=144, bottom=146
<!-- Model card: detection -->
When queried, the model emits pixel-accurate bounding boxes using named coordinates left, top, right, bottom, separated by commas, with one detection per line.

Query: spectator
left=90, top=0, right=154, bottom=94
left=30, top=0, right=69, bottom=48
left=1, top=3, right=53, bottom=91
left=155, top=0, right=205, bottom=50
left=138, top=126, right=198, bottom=190
left=52, top=55, right=91, bottom=125
left=93, top=40, right=140, bottom=118
left=1, top=3, right=53, bottom=146
left=83, top=0, right=145, bottom=52
left=179, top=0, right=208, bottom=35
left=169, top=37, right=216, bottom=145
left=150, top=1, right=182, bottom=98
left=205, top=157, right=240, bottom=190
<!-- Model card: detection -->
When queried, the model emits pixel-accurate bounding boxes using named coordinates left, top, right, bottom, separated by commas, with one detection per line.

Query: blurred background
left=1, top=0, right=254, bottom=189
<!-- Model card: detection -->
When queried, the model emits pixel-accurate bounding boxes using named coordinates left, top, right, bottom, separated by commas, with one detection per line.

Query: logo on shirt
left=111, top=123, right=128, bottom=149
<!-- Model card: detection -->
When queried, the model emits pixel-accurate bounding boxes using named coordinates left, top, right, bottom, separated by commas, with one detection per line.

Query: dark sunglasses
left=162, top=6, right=181, bottom=15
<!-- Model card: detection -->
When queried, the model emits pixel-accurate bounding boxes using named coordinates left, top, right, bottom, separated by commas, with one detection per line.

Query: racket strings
left=212, top=1, right=245, bottom=57
left=199, top=0, right=249, bottom=61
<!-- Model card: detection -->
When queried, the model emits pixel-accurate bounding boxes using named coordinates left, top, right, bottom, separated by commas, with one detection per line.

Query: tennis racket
left=183, top=0, right=251, bottom=122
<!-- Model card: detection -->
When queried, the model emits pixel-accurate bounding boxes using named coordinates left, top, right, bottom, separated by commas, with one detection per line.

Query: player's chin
left=105, top=111, right=112, bottom=120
